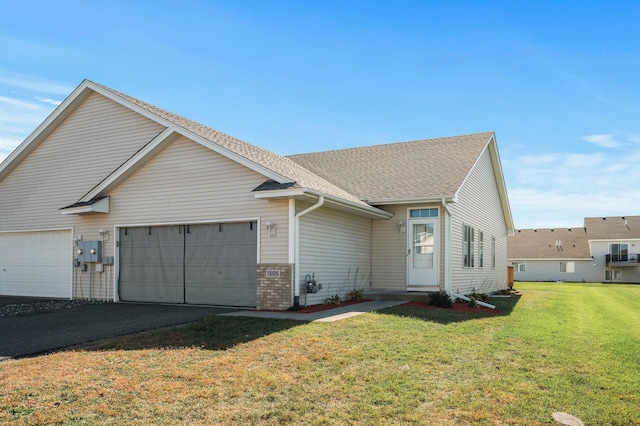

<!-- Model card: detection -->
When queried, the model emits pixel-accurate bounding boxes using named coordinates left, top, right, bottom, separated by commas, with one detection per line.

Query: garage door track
left=0, top=298, right=236, bottom=360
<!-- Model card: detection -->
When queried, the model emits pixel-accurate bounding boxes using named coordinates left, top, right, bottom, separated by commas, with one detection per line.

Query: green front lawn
left=1, top=282, right=639, bottom=425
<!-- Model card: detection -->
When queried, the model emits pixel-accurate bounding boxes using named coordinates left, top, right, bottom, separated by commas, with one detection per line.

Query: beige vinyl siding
left=70, top=136, right=289, bottom=299
left=448, top=147, right=508, bottom=294
left=0, top=92, right=164, bottom=231
left=371, top=206, right=405, bottom=289
left=371, top=204, right=444, bottom=290
left=298, top=204, right=371, bottom=305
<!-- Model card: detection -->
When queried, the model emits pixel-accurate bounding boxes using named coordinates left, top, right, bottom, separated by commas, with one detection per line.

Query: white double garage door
left=0, top=223, right=257, bottom=307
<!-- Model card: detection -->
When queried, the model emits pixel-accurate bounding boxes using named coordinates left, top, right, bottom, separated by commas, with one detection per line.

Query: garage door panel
left=119, top=226, right=184, bottom=304
left=185, top=223, right=256, bottom=307
left=0, top=230, right=72, bottom=298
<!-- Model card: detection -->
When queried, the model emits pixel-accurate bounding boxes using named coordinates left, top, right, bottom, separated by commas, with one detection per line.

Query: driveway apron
left=0, top=301, right=235, bottom=360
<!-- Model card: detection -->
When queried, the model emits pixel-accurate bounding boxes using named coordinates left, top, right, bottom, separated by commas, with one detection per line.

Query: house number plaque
left=265, top=269, right=281, bottom=278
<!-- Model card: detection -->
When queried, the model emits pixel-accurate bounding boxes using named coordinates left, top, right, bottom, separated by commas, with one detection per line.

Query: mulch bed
left=260, top=298, right=502, bottom=314
left=402, top=300, right=502, bottom=314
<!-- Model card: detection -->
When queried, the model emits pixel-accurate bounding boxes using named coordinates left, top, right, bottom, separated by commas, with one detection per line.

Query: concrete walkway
left=220, top=299, right=407, bottom=322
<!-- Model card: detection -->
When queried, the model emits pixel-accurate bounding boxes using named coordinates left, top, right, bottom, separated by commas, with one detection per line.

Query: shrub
left=468, top=296, right=478, bottom=308
left=429, top=291, right=453, bottom=308
left=325, top=294, right=342, bottom=305
left=348, top=288, right=365, bottom=301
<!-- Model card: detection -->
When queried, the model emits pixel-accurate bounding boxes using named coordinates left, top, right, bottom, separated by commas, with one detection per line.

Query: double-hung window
left=478, top=231, right=484, bottom=268
left=463, top=224, right=474, bottom=267
left=491, top=236, right=496, bottom=269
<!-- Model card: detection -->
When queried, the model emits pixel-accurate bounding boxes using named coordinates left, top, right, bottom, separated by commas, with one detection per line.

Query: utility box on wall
left=76, top=240, right=103, bottom=263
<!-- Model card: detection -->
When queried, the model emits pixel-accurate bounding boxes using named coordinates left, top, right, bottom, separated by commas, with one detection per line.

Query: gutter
left=292, top=195, right=325, bottom=309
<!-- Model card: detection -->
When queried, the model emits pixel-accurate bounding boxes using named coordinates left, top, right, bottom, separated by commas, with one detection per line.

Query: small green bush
left=468, top=296, right=478, bottom=308
left=429, top=291, right=453, bottom=308
left=325, top=294, right=342, bottom=305
left=348, top=288, right=365, bottom=301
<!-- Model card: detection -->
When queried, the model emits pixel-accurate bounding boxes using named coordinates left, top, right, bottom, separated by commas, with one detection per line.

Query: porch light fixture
left=265, top=220, right=276, bottom=236
left=398, top=220, right=406, bottom=234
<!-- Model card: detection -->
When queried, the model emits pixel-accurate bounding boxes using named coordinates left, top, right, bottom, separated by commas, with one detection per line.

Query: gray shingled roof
left=508, top=228, right=592, bottom=259
left=584, top=216, right=640, bottom=239
left=91, top=81, right=370, bottom=208
left=287, top=132, right=494, bottom=202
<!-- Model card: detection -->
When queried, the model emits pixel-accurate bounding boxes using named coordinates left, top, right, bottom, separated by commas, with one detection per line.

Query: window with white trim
left=491, top=236, right=496, bottom=269
left=478, top=231, right=484, bottom=268
left=609, top=243, right=628, bottom=262
left=410, top=208, right=438, bottom=218
left=559, top=261, right=575, bottom=273
left=463, top=224, right=474, bottom=267
left=605, top=269, right=621, bottom=281
left=512, top=262, right=525, bottom=272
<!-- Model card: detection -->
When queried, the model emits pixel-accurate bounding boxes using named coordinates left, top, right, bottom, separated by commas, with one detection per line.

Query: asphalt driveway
left=0, top=297, right=236, bottom=360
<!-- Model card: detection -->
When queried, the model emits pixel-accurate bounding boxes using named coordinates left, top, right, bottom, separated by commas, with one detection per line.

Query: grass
left=1, top=282, right=639, bottom=425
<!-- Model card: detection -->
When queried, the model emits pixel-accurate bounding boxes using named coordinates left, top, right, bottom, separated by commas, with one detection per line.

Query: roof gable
left=288, top=132, right=494, bottom=202
left=1, top=80, right=389, bottom=217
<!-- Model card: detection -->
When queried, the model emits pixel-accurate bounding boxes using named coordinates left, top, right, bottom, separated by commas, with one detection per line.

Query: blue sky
left=1, top=0, right=639, bottom=229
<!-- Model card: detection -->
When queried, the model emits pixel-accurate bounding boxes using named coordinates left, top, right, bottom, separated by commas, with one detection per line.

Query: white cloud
left=35, top=97, right=62, bottom=106
left=582, top=134, right=621, bottom=148
left=0, top=74, right=73, bottom=95
left=0, top=96, right=40, bottom=110
left=505, top=145, right=640, bottom=229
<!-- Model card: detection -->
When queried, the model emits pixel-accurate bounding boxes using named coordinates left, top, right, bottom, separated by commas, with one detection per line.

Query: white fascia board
left=255, top=187, right=393, bottom=219
left=79, top=127, right=179, bottom=202
left=368, top=195, right=457, bottom=206
left=60, top=197, right=110, bottom=215
left=303, top=189, right=393, bottom=219
left=0, top=80, right=93, bottom=182
left=253, top=188, right=307, bottom=199
left=588, top=238, right=640, bottom=242
left=87, top=82, right=291, bottom=185
left=487, top=135, right=515, bottom=231
left=508, top=258, right=593, bottom=261
left=455, top=134, right=514, bottom=231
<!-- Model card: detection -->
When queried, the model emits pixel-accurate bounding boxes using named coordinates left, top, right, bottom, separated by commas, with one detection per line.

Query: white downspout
left=442, top=198, right=451, bottom=294
left=293, top=195, right=325, bottom=308
left=448, top=291, right=496, bottom=309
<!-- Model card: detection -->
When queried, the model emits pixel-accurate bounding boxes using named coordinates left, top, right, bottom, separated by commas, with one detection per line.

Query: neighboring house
left=507, top=228, right=596, bottom=282
left=584, top=216, right=640, bottom=283
left=0, top=80, right=514, bottom=309
left=508, top=216, right=640, bottom=283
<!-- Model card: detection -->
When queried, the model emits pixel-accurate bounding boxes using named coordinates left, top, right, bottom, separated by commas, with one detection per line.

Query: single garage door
left=118, top=222, right=257, bottom=307
left=0, top=230, right=72, bottom=298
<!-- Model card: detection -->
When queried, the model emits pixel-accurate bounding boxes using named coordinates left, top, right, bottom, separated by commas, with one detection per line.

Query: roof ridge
left=288, top=131, right=494, bottom=157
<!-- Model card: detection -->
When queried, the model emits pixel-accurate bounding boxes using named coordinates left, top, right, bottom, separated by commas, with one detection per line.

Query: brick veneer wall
left=256, top=264, right=293, bottom=310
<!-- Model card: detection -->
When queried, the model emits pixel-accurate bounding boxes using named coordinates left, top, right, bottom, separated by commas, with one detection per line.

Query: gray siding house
left=0, top=80, right=514, bottom=309
left=508, top=216, right=640, bottom=283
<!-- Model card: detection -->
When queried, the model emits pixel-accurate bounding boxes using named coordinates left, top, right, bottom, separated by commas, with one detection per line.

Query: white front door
left=407, top=219, right=439, bottom=287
